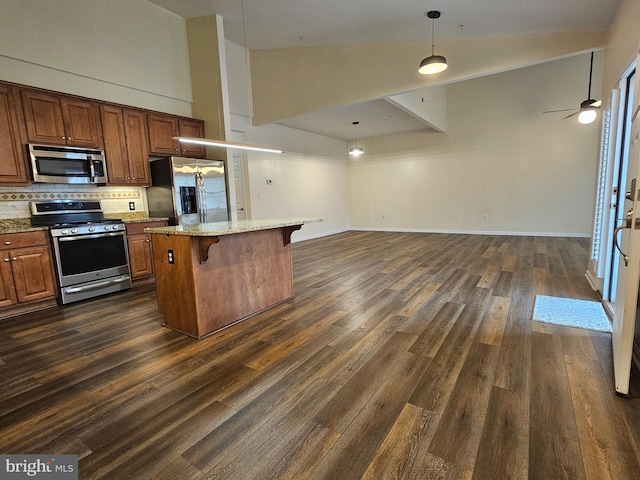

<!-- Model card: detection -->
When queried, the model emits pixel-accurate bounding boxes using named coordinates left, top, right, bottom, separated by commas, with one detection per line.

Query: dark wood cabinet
left=148, top=113, right=206, bottom=158
left=101, top=105, right=151, bottom=186
left=11, top=246, right=57, bottom=303
left=0, top=252, right=18, bottom=308
left=126, top=221, right=168, bottom=285
left=147, top=113, right=179, bottom=156
left=0, top=231, right=57, bottom=310
left=21, top=89, right=102, bottom=148
left=0, top=81, right=207, bottom=187
left=177, top=118, right=206, bottom=158
left=0, top=83, right=30, bottom=185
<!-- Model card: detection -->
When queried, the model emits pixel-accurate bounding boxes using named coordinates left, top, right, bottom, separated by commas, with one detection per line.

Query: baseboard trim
left=348, top=227, right=591, bottom=238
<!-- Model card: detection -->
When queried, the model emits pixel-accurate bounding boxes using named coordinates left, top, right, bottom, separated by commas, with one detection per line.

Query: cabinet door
left=147, top=113, right=179, bottom=156
left=0, top=253, right=17, bottom=308
left=60, top=97, right=102, bottom=148
left=21, top=90, right=66, bottom=145
left=127, top=234, right=154, bottom=279
left=10, top=246, right=57, bottom=303
left=123, top=110, right=151, bottom=186
left=0, top=84, right=30, bottom=185
left=178, top=119, right=206, bottom=158
left=101, top=105, right=130, bottom=185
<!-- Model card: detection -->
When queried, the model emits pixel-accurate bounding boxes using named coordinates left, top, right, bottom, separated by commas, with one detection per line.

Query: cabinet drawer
left=0, top=231, right=49, bottom=249
left=126, top=221, right=167, bottom=235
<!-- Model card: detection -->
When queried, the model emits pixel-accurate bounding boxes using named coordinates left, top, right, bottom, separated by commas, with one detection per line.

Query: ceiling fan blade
left=543, top=108, right=578, bottom=113
left=593, top=100, right=602, bottom=108
left=563, top=111, right=580, bottom=119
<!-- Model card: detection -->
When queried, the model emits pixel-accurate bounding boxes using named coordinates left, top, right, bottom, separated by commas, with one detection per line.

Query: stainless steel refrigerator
left=146, top=156, right=229, bottom=225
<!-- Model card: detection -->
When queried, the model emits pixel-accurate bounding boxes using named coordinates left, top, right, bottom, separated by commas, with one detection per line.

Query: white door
left=613, top=60, right=640, bottom=395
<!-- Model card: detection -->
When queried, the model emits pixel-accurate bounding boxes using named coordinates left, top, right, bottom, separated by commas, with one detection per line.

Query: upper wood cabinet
left=101, top=105, right=151, bottom=186
left=0, top=83, right=30, bottom=185
left=21, top=89, right=102, bottom=148
left=177, top=119, right=206, bottom=158
left=148, top=113, right=206, bottom=158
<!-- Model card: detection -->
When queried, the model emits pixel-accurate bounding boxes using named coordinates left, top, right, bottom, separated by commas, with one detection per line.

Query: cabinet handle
left=61, top=136, right=66, bottom=140
left=3, top=258, right=9, bottom=262
left=146, top=239, right=150, bottom=243
left=4, top=241, right=10, bottom=245
left=12, top=257, right=17, bottom=261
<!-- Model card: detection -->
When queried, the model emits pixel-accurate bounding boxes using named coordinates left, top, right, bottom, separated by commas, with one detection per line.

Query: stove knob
left=88, top=226, right=95, bottom=232
left=71, top=228, right=78, bottom=234
left=112, top=225, right=120, bottom=231
left=61, top=229, right=68, bottom=235
left=104, top=225, right=111, bottom=231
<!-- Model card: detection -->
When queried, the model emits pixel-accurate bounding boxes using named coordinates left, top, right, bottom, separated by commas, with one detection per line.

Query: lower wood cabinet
left=0, top=231, right=57, bottom=311
left=126, top=221, right=167, bottom=285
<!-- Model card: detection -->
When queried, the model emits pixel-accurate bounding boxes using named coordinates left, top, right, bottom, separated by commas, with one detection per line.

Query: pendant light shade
left=349, top=121, right=364, bottom=156
left=419, top=11, right=447, bottom=75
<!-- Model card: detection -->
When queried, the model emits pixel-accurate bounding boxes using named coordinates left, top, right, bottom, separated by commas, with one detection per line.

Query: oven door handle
left=62, top=275, right=130, bottom=294
left=57, top=232, right=125, bottom=241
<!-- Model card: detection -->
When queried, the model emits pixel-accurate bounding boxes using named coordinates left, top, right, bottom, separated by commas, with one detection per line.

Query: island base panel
left=152, top=228, right=295, bottom=338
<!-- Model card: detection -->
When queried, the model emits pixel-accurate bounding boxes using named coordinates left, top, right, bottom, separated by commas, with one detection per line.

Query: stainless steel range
left=30, top=200, right=131, bottom=304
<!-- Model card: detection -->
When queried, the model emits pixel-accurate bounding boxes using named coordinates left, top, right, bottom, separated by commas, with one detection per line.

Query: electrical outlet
left=483, top=214, right=488, bottom=221
left=129, top=202, right=135, bottom=211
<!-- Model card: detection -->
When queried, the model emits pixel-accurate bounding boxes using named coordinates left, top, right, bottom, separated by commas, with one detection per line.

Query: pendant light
left=349, top=122, right=364, bottom=156
left=419, top=11, right=448, bottom=75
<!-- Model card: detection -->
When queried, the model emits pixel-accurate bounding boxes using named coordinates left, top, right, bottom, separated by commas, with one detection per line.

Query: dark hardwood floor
left=1, top=230, right=639, bottom=479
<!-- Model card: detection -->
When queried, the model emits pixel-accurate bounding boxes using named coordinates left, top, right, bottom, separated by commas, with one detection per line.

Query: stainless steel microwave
left=28, top=143, right=107, bottom=184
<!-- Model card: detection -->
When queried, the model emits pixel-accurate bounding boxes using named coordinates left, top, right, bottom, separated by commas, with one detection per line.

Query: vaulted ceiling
left=148, top=0, right=619, bottom=140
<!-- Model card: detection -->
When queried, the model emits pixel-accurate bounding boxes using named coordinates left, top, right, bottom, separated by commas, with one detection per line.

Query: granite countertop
left=145, top=218, right=322, bottom=237
left=105, top=212, right=169, bottom=223
left=0, top=213, right=169, bottom=235
left=0, top=218, right=48, bottom=234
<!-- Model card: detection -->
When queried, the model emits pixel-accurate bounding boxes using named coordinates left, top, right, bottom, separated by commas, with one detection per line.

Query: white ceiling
left=147, top=0, right=620, bottom=141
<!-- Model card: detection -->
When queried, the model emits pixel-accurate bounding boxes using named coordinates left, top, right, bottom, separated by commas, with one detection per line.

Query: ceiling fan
left=543, top=51, right=601, bottom=124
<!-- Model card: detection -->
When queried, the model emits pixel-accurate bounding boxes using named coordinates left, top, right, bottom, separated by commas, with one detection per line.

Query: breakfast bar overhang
left=146, top=218, right=321, bottom=338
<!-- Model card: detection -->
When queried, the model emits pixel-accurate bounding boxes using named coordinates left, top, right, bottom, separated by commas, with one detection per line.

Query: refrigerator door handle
left=196, top=171, right=207, bottom=223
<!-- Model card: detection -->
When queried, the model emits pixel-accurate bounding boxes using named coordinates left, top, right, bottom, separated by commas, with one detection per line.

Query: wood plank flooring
left=1, top=230, right=639, bottom=479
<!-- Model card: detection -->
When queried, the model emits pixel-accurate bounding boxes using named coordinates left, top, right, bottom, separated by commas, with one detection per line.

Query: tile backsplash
left=0, top=184, right=146, bottom=218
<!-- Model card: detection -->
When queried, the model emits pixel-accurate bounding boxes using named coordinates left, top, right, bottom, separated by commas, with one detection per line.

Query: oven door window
left=36, top=157, right=90, bottom=177
left=57, top=234, right=127, bottom=276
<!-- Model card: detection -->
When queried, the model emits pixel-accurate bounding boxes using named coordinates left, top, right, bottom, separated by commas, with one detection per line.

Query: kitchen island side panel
left=151, top=234, right=200, bottom=336
left=151, top=228, right=294, bottom=338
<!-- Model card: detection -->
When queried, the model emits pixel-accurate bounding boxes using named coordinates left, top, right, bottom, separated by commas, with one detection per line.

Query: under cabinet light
left=174, top=137, right=284, bottom=154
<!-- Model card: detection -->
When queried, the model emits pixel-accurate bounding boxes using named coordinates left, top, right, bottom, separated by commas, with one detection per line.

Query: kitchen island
left=146, top=218, right=321, bottom=338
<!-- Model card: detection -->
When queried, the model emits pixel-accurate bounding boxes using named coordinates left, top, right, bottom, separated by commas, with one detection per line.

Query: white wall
left=0, top=0, right=192, bottom=116
left=349, top=53, right=603, bottom=236
left=225, top=41, right=350, bottom=241
left=602, top=0, right=640, bottom=93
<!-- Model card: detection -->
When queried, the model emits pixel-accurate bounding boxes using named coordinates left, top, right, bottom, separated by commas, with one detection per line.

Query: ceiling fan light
left=349, top=146, right=364, bottom=156
left=578, top=108, right=597, bottom=124
left=419, top=55, right=448, bottom=75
